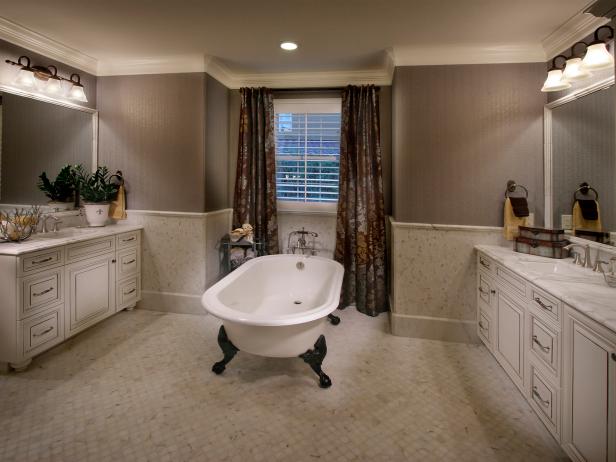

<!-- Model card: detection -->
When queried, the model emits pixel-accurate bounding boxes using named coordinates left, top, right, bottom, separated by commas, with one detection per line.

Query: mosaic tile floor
left=0, top=309, right=567, bottom=462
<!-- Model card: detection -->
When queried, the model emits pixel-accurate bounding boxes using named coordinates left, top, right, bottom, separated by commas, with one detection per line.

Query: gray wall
left=392, top=63, right=546, bottom=226
left=204, top=75, right=230, bottom=211
left=97, top=73, right=207, bottom=212
left=552, top=85, right=615, bottom=230
left=226, top=87, right=393, bottom=214
left=1, top=93, right=92, bottom=204
left=0, top=38, right=97, bottom=109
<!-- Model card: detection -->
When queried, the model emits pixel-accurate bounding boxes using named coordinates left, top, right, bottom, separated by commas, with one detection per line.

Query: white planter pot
left=48, top=201, right=73, bottom=212
left=83, top=202, right=110, bottom=227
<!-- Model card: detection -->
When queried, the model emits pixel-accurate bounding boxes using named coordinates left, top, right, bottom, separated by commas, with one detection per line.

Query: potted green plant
left=74, top=165, right=120, bottom=227
left=37, top=165, right=76, bottom=211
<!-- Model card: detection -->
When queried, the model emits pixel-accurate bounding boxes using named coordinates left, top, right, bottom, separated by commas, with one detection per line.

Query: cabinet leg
left=10, top=358, right=32, bottom=372
left=212, top=326, right=239, bottom=374
left=299, top=335, right=332, bottom=388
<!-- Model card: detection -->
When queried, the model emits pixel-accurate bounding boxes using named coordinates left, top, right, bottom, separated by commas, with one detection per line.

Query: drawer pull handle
left=532, top=386, right=550, bottom=407
left=534, top=297, right=553, bottom=312
left=532, top=335, right=551, bottom=353
left=122, top=237, right=136, bottom=242
left=478, top=321, right=488, bottom=331
left=478, top=287, right=496, bottom=296
left=32, top=287, right=54, bottom=297
left=124, top=288, right=136, bottom=295
left=33, top=326, right=54, bottom=337
left=32, top=257, right=52, bottom=265
left=480, top=258, right=490, bottom=269
left=123, top=259, right=136, bottom=265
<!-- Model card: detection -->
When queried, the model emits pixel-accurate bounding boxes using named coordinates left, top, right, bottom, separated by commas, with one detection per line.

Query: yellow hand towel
left=109, top=184, right=127, bottom=220
left=572, top=200, right=602, bottom=232
left=503, top=197, right=528, bottom=240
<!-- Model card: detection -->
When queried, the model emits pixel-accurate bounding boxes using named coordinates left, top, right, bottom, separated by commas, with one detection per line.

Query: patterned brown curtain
left=334, top=85, right=387, bottom=316
left=233, top=87, right=279, bottom=254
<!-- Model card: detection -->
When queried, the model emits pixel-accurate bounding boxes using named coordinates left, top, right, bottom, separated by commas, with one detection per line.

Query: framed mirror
left=544, top=75, right=615, bottom=247
left=0, top=84, right=97, bottom=212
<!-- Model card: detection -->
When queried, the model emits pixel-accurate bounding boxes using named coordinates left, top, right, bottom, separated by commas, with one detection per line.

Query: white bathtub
left=201, top=254, right=344, bottom=358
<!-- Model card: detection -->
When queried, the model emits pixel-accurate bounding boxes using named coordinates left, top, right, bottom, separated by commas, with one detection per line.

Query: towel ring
left=574, top=182, right=598, bottom=201
left=505, top=180, right=528, bottom=199
left=110, top=170, right=125, bottom=186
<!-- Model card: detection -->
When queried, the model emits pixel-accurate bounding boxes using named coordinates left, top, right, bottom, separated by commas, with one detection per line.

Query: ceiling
left=0, top=0, right=600, bottom=78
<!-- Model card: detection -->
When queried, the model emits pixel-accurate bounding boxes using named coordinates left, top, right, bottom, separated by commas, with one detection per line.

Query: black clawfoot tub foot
left=327, top=313, right=341, bottom=325
left=299, top=335, right=331, bottom=388
left=212, top=326, right=239, bottom=374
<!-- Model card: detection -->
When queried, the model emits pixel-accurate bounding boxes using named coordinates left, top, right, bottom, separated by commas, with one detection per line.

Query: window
left=274, top=98, right=341, bottom=212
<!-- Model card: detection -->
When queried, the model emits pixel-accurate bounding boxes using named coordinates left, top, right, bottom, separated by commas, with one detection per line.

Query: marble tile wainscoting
left=123, top=209, right=232, bottom=314
left=277, top=211, right=337, bottom=258
left=390, top=221, right=508, bottom=343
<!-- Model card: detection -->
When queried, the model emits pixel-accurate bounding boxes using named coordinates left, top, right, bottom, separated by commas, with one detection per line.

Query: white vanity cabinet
left=563, top=307, right=616, bottom=462
left=0, top=226, right=142, bottom=372
left=476, top=248, right=616, bottom=461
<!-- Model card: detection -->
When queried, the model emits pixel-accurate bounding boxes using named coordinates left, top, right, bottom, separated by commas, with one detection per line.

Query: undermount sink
left=518, top=260, right=584, bottom=277
left=33, top=227, right=98, bottom=239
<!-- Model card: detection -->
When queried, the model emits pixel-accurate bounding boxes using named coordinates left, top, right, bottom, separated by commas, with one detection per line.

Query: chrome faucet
left=564, top=243, right=593, bottom=268
left=287, top=228, right=318, bottom=256
left=41, top=215, right=62, bottom=233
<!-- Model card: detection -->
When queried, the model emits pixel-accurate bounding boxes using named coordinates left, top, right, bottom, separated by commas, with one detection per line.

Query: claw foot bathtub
left=201, top=254, right=344, bottom=387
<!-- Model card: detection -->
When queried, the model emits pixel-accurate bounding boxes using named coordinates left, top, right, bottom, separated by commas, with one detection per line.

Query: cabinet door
left=564, top=312, right=616, bottom=462
left=66, top=253, right=115, bottom=337
left=496, top=291, right=525, bottom=390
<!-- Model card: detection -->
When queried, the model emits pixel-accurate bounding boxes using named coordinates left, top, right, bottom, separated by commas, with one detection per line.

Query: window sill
left=277, top=201, right=338, bottom=216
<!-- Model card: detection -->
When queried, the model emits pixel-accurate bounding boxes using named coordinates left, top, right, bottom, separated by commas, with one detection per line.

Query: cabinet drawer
left=66, top=236, right=116, bottom=263
left=529, top=285, right=561, bottom=325
left=116, top=247, right=140, bottom=279
left=21, top=268, right=63, bottom=319
left=20, top=248, right=64, bottom=275
left=117, top=231, right=140, bottom=249
left=529, top=365, right=560, bottom=438
left=478, top=310, right=492, bottom=348
left=117, top=276, right=140, bottom=310
left=478, top=272, right=496, bottom=309
left=496, top=264, right=527, bottom=298
left=21, top=305, right=64, bottom=355
left=530, top=314, right=559, bottom=376
left=477, top=253, right=494, bottom=274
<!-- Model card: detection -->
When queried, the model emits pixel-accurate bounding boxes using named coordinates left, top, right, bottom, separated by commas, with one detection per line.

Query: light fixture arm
left=549, top=55, right=568, bottom=71
left=592, top=25, right=614, bottom=45
left=569, top=41, right=588, bottom=58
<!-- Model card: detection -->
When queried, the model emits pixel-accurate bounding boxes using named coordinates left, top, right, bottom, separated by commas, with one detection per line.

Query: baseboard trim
left=137, top=290, right=205, bottom=315
left=390, top=312, right=480, bottom=344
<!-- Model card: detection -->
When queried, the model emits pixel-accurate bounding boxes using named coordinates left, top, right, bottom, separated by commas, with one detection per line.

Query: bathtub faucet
left=288, top=228, right=318, bottom=256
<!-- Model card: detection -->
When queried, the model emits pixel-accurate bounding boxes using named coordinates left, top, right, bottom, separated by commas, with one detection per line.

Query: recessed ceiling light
left=280, top=41, right=298, bottom=51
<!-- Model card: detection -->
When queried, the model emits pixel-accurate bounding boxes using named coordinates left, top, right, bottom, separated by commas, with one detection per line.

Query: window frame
left=273, top=98, right=342, bottom=214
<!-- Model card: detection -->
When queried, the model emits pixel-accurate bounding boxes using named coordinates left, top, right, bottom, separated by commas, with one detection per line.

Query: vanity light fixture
left=541, top=25, right=614, bottom=92
left=4, top=55, right=88, bottom=103
left=541, top=55, right=571, bottom=92
left=562, top=42, right=593, bottom=82
left=581, top=25, right=614, bottom=71
left=280, top=41, right=298, bottom=51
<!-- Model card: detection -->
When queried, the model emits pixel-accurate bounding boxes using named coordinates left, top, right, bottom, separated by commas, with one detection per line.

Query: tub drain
left=294, top=300, right=302, bottom=305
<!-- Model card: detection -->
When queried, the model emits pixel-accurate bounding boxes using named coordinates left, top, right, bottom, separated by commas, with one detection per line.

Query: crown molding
left=0, top=16, right=98, bottom=75
left=392, top=44, right=546, bottom=66
left=97, top=55, right=206, bottom=76
left=542, top=10, right=610, bottom=59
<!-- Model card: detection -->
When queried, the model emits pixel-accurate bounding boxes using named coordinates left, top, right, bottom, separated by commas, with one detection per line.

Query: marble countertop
left=476, top=245, right=616, bottom=333
left=0, top=224, right=143, bottom=256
